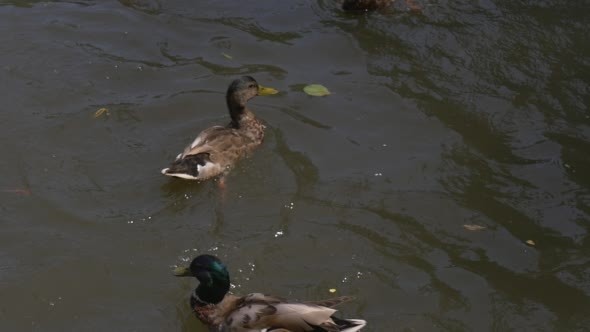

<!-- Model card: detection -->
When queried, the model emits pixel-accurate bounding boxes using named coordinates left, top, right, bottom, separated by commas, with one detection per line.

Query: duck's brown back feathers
left=162, top=116, right=264, bottom=180
left=196, top=293, right=365, bottom=332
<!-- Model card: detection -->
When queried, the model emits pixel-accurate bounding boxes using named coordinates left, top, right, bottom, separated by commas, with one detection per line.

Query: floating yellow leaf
left=221, top=52, right=233, bottom=60
left=463, top=224, right=486, bottom=231
left=526, top=240, right=535, bottom=246
left=94, top=108, right=110, bottom=118
left=304, top=84, right=330, bottom=97
left=329, top=288, right=336, bottom=293
left=258, top=85, right=279, bottom=96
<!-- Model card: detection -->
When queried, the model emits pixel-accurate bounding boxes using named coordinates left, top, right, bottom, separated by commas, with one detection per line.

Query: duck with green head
left=174, top=255, right=367, bottom=331
left=161, top=76, right=275, bottom=181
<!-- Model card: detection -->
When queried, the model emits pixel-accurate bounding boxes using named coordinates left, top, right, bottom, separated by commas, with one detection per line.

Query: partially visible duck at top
left=342, top=0, right=392, bottom=11
left=161, top=76, right=274, bottom=181
left=342, top=0, right=422, bottom=12
left=174, top=254, right=367, bottom=332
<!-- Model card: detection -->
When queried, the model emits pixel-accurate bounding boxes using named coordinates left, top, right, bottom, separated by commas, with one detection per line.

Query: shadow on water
left=204, top=17, right=302, bottom=45
left=119, top=0, right=162, bottom=16
left=157, top=41, right=288, bottom=79
left=277, top=103, right=332, bottom=130
left=270, top=127, right=319, bottom=233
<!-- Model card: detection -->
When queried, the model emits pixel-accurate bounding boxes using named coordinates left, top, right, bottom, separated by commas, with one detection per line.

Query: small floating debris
left=463, top=224, right=486, bottom=231
left=94, top=108, right=110, bottom=118
left=329, top=288, right=337, bottom=293
left=526, top=240, right=536, bottom=246
left=221, top=52, right=233, bottom=60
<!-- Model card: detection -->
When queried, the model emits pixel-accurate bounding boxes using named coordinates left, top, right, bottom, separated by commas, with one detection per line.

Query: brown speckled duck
left=342, top=0, right=392, bottom=11
left=161, top=76, right=272, bottom=180
left=174, top=255, right=367, bottom=332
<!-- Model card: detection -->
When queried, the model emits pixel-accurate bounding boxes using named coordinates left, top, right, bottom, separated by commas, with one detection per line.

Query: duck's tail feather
left=331, top=317, right=366, bottom=332
left=161, top=153, right=210, bottom=180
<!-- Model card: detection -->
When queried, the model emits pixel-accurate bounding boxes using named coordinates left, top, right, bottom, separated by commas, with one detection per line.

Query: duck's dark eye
left=248, top=84, right=256, bottom=88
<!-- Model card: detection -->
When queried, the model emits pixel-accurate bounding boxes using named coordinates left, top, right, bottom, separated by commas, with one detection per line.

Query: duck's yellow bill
left=258, top=85, right=279, bottom=96
left=173, top=266, right=191, bottom=277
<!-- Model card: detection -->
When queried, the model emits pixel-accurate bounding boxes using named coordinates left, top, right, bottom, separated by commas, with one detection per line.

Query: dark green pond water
left=1, top=0, right=589, bottom=331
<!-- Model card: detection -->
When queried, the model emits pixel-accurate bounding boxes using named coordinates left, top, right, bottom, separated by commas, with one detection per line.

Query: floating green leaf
left=303, top=84, right=330, bottom=97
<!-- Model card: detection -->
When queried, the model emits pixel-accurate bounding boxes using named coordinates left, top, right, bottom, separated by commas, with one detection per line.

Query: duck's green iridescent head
left=174, top=254, right=230, bottom=305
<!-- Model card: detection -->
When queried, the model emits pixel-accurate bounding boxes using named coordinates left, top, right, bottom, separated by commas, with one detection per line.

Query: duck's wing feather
left=179, top=126, right=236, bottom=159
left=225, top=293, right=339, bottom=331
left=163, top=125, right=257, bottom=180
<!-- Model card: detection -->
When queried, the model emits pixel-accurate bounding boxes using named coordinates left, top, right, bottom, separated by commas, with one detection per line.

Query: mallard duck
left=174, top=255, right=367, bottom=331
left=161, top=76, right=272, bottom=180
